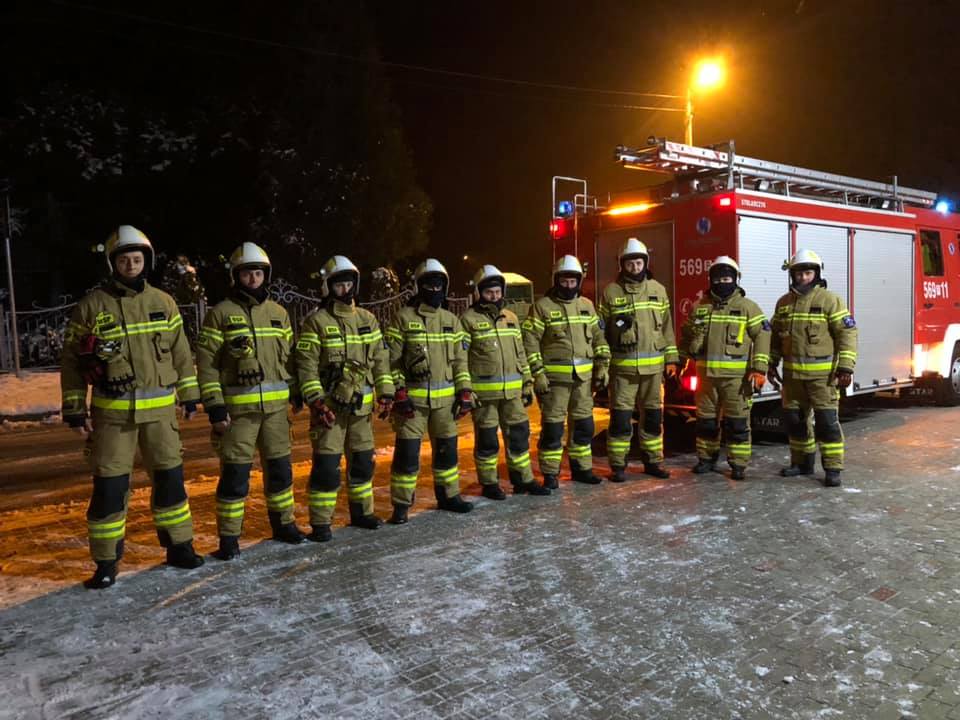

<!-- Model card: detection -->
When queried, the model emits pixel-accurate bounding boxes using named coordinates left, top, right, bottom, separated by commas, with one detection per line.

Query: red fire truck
left=551, top=139, right=960, bottom=412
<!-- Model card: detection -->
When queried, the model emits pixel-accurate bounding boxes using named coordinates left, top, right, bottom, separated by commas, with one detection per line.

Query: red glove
left=664, top=363, right=680, bottom=379
left=77, top=334, right=104, bottom=386
left=748, top=371, right=766, bottom=392
left=453, top=389, right=475, bottom=420
left=392, top=388, right=416, bottom=419
left=835, top=370, right=853, bottom=389
left=376, top=394, right=394, bottom=420
left=309, top=399, right=337, bottom=429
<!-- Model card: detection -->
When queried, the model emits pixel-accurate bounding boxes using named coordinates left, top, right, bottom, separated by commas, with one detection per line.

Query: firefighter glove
left=329, top=359, right=366, bottom=411
left=181, top=400, right=198, bottom=420
left=392, top=388, right=416, bottom=419
left=748, top=371, right=766, bottom=392
left=64, top=413, right=87, bottom=429
left=403, top=344, right=431, bottom=381
left=289, top=391, right=304, bottom=413
left=236, top=357, right=264, bottom=386
left=77, top=334, right=105, bottom=385
left=452, top=389, right=475, bottom=420
left=835, top=369, right=853, bottom=389
left=310, top=399, right=337, bottom=429
left=207, top=404, right=229, bottom=424
left=664, top=362, right=680, bottom=380
left=521, top=381, right=535, bottom=407
left=228, top=334, right=255, bottom=360
left=103, top=355, right=137, bottom=395
left=593, top=365, right=609, bottom=391
left=612, top=315, right=637, bottom=350
left=533, top=372, right=550, bottom=397
left=377, top=394, right=394, bottom=419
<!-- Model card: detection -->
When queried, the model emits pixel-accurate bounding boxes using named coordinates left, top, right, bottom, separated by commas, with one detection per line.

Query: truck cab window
left=921, top=230, right=944, bottom=276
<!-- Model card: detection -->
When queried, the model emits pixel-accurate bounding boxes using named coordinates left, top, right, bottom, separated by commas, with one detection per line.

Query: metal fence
left=0, top=280, right=472, bottom=371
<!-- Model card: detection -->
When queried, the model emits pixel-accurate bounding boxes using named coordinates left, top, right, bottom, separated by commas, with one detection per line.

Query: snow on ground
left=0, top=371, right=63, bottom=417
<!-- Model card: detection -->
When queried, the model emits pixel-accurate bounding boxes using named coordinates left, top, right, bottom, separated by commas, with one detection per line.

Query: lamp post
left=683, top=58, right=725, bottom=146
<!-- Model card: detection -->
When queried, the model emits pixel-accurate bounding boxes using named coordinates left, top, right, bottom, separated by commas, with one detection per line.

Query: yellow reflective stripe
left=300, top=332, right=323, bottom=346
left=63, top=390, right=86, bottom=401
left=266, top=488, right=295, bottom=510
left=434, top=466, right=459, bottom=484
left=153, top=503, right=191, bottom=527
left=829, top=309, right=850, bottom=321
left=612, top=357, right=663, bottom=367
left=539, top=449, right=563, bottom=460
left=390, top=473, right=418, bottom=488
left=92, top=393, right=176, bottom=411
left=348, top=482, right=373, bottom=499
left=473, top=379, right=524, bottom=392
left=177, top=375, right=199, bottom=390
left=201, top=327, right=224, bottom=341
left=308, top=490, right=339, bottom=507
left=407, top=386, right=455, bottom=399
left=475, top=455, right=499, bottom=468
left=88, top=518, right=126, bottom=539
left=567, top=445, right=591, bottom=458
left=470, top=329, right=522, bottom=340
left=783, top=359, right=834, bottom=372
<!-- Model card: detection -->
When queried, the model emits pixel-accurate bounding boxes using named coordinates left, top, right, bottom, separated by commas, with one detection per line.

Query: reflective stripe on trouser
left=87, top=474, right=131, bottom=561
left=211, top=410, right=294, bottom=535
left=390, top=405, right=460, bottom=505
left=308, top=411, right=376, bottom=524
left=537, top=378, right=593, bottom=475
left=695, top=375, right=753, bottom=467
left=782, top=378, right=844, bottom=470
left=608, top=372, right=663, bottom=467
left=472, top=397, right=533, bottom=486
left=151, top=465, right=193, bottom=548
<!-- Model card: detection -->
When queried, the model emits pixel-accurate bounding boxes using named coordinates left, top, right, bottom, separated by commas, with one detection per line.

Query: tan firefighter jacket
left=598, top=276, right=679, bottom=376
left=460, top=302, right=531, bottom=401
left=770, top=284, right=858, bottom=380
left=678, top=288, right=771, bottom=378
left=522, top=291, right=610, bottom=383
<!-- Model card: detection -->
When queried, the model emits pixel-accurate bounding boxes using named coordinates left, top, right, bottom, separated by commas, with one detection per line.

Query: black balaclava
left=709, top=264, right=738, bottom=299
left=791, top=264, right=821, bottom=295
left=476, top=277, right=506, bottom=313
left=233, top=265, right=270, bottom=304
left=326, top=270, right=359, bottom=306
left=418, top=272, right=447, bottom=309
left=111, top=250, right=149, bottom=293
left=554, top=272, right=581, bottom=301
left=620, top=254, right=648, bottom=283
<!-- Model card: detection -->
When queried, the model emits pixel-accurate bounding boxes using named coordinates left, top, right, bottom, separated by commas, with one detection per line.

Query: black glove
left=452, top=389, right=475, bottom=420
left=835, top=369, right=853, bottom=389
left=64, top=413, right=87, bottom=428
left=207, top=404, right=229, bottom=424
left=181, top=400, right=199, bottom=418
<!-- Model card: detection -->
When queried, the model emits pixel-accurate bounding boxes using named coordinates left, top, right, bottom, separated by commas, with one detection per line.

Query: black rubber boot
left=481, top=484, right=507, bottom=501
left=166, top=541, right=205, bottom=569
left=780, top=462, right=816, bottom=477
left=388, top=503, right=410, bottom=525
left=542, top=474, right=559, bottom=490
left=435, top=485, right=474, bottom=513
left=691, top=459, right=716, bottom=474
left=212, top=535, right=241, bottom=561
left=643, top=463, right=671, bottom=479
left=730, top=465, right=746, bottom=481
left=269, top=511, right=307, bottom=544
left=84, top=560, right=117, bottom=590
left=823, top=470, right=842, bottom=487
left=573, top=469, right=603, bottom=484
left=515, top=482, right=551, bottom=496
left=609, top=466, right=626, bottom=483
left=307, top=524, right=332, bottom=542
left=349, top=502, right=383, bottom=529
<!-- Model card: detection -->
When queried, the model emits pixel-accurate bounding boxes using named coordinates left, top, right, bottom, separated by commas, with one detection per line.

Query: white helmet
left=320, top=255, right=360, bottom=298
left=228, top=242, right=272, bottom=286
left=105, top=225, right=154, bottom=272
left=472, top=264, right=505, bottom=301
left=553, top=254, right=584, bottom=283
left=414, top=258, right=449, bottom=294
left=618, top=237, right=649, bottom=264
left=709, top=255, right=741, bottom=279
left=785, top=248, right=824, bottom=272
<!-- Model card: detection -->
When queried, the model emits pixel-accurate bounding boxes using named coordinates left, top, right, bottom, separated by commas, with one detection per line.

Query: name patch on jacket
left=149, top=311, right=166, bottom=321
left=358, top=326, right=371, bottom=334
left=443, top=326, right=454, bottom=333
left=271, top=319, right=282, bottom=328
left=549, top=310, right=563, bottom=319
left=580, top=310, right=590, bottom=316
left=407, top=321, right=423, bottom=331
left=613, top=297, right=627, bottom=305
left=506, top=322, right=516, bottom=328
left=476, top=321, right=491, bottom=330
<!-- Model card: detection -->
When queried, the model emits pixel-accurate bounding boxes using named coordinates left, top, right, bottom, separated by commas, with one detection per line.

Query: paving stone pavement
left=2, top=402, right=960, bottom=719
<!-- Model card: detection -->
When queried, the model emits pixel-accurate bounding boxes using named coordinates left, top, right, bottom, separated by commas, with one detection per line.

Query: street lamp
left=684, top=58, right=725, bottom=146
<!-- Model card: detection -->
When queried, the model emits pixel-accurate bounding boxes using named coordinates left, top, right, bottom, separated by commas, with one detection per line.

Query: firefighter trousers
left=85, top=409, right=193, bottom=561
left=307, top=411, right=376, bottom=526
left=390, top=405, right=460, bottom=506
left=537, top=378, right=594, bottom=477
left=694, top=376, right=753, bottom=468
left=212, top=410, right=295, bottom=537
left=608, top=372, right=664, bottom=468
left=782, top=378, right=844, bottom=471
left=473, top=397, right=534, bottom=487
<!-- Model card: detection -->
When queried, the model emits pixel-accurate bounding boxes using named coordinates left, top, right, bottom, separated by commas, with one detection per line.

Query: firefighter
left=60, top=226, right=204, bottom=589
left=678, top=256, right=771, bottom=480
left=598, top=238, right=678, bottom=482
left=461, top=265, right=551, bottom=498
left=294, top=255, right=394, bottom=541
left=768, top=249, right=858, bottom=487
left=522, top=255, right=610, bottom=488
left=385, top=259, right=474, bottom=522
left=196, top=242, right=305, bottom=560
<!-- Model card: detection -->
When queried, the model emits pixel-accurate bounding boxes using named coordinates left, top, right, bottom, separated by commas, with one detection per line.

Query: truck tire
left=935, top=343, right=960, bottom=407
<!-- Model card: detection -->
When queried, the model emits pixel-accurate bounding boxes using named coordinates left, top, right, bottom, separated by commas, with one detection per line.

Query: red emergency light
left=549, top=217, right=572, bottom=239
left=681, top=372, right=699, bottom=392
left=713, top=193, right=734, bottom=210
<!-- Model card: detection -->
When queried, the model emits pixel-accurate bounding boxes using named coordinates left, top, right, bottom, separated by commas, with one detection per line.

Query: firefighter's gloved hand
left=533, top=372, right=550, bottom=397
left=835, top=369, right=853, bottom=389
left=65, top=413, right=93, bottom=438
left=103, top=356, right=137, bottom=395
left=521, top=381, right=535, bottom=407
left=206, top=404, right=231, bottom=433
left=330, top=359, right=365, bottom=410
left=289, top=392, right=304, bottom=414
left=748, top=371, right=767, bottom=393
left=767, top=366, right=783, bottom=388
left=228, top=334, right=255, bottom=359
left=404, top=346, right=431, bottom=381
left=77, top=334, right=105, bottom=385
left=180, top=400, right=198, bottom=421
left=592, top=365, right=609, bottom=392
left=612, top=315, right=637, bottom=350
left=664, top=363, right=680, bottom=380
left=392, top=388, right=416, bottom=419
left=376, top=394, right=394, bottom=420
left=236, top=357, right=263, bottom=386
left=310, top=399, right=337, bottom=429
left=452, top=389, right=475, bottom=420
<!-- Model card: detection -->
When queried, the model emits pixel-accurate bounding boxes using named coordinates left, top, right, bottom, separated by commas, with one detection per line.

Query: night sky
left=4, top=0, right=960, bottom=298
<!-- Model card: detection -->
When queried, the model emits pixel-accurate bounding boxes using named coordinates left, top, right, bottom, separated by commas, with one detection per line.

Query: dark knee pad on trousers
left=539, top=421, right=564, bottom=449
left=392, top=438, right=421, bottom=475
left=476, top=426, right=500, bottom=456
left=813, top=409, right=843, bottom=442
left=433, top=436, right=458, bottom=469
left=349, top=449, right=375, bottom=481
left=89, top=474, right=130, bottom=517
left=217, top=463, right=252, bottom=498
left=264, top=455, right=293, bottom=494
left=572, top=416, right=595, bottom=447
left=309, top=454, right=342, bottom=491
left=723, top=416, right=750, bottom=444
left=642, top=408, right=663, bottom=435
left=783, top=408, right=808, bottom=438
left=152, top=466, right=188, bottom=507
left=507, top=421, right=530, bottom=455
left=609, top=409, right=633, bottom=437
left=695, top=417, right=719, bottom=439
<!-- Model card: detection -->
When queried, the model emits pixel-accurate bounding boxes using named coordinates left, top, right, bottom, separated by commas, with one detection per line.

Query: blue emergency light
left=936, top=199, right=952, bottom=214
left=557, top=200, right=574, bottom=218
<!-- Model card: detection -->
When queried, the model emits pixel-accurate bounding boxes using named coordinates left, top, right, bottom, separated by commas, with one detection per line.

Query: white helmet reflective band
left=618, top=237, right=648, bottom=262
left=710, top=255, right=741, bottom=279
left=414, top=258, right=449, bottom=293
left=552, top=254, right=584, bottom=278
left=229, top=242, right=272, bottom=286
left=105, top=225, right=154, bottom=272
left=472, top=264, right=505, bottom=300
left=320, top=255, right=360, bottom=297
left=786, top=248, right=824, bottom=271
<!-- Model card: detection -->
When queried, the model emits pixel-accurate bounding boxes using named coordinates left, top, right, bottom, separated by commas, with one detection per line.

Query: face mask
left=622, top=269, right=646, bottom=283
left=555, top=285, right=578, bottom=300
left=711, top=281, right=737, bottom=299
left=115, top=274, right=145, bottom=293
left=239, top=284, right=269, bottom=303
left=420, top=288, right=445, bottom=308
left=479, top=299, right=504, bottom=312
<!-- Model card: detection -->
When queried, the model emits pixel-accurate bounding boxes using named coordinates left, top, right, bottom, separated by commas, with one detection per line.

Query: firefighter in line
left=461, top=265, right=551, bottom=498
left=523, top=255, right=610, bottom=488
left=61, top=226, right=204, bottom=589
left=598, top=238, right=678, bottom=481
left=385, top=259, right=475, bottom=522
left=768, top=249, right=858, bottom=487
left=294, top=256, right=394, bottom=541
left=196, top=242, right=305, bottom=560
left=678, top=256, right=771, bottom=480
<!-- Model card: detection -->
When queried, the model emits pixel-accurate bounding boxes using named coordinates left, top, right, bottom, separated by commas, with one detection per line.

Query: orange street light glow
left=606, top=202, right=654, bottom=216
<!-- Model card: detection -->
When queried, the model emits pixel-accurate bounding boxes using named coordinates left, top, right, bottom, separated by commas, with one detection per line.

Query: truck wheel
left=935, top=343, right=960, bottom=407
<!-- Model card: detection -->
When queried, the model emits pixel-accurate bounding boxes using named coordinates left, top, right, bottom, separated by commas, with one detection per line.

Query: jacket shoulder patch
left=613, top=296, right=628, bottom=305
left=149, top=311, right=166, bottom=321
left=271, top=319, right=282, bottom=328
left=407, top=321, right=423, bottom=331
left=476, top=321, right=491, bottom=330
left=549, top=310, right=563, bottom=319
left=228, top=315, right=246, bottom=325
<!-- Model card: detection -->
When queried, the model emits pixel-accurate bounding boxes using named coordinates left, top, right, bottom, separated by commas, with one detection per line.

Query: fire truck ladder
left=614, top=139, right=936, bottom=210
